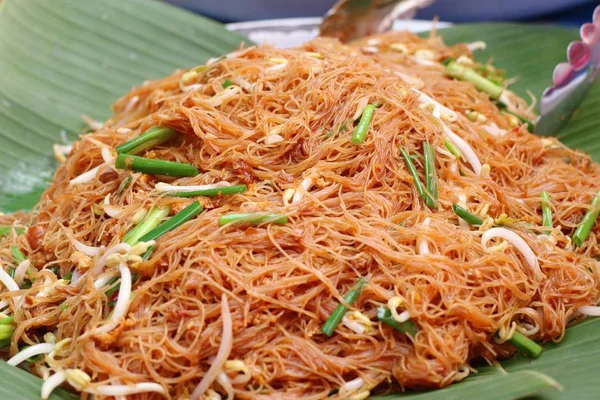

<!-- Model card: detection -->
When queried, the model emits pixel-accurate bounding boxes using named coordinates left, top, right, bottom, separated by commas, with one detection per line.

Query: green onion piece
left=123, top=206, right=171, bottom=245
left=8, top=267, right=15, bottom=278
left=541, top=191, right=552, bottom=229
left=509, top=331, right=543, bottom=358
left=222, top=79, right=233, bottom=88
left=444, top=140, right=461, bottom=159
left=495, top=101, right=535, bottom=132
left=573, top=192, right=600, bottom=246
left=422, top=141, right=438, bottom=205
left=503, top=110, right=535, bottom=132
left=11, top=246, right=25, bottom=264
left=104, top=277, right=120, bottom=297
left=60, top=303, right=67, bottom=311
left=0, top=226, right=25, bottom=238
left=142, top=245, right=156, bottom=260
left=0, top=325, right=14, bottom=340
left=47, top=266, right=59, bottom=277
left=0, top=316, right=14, bottom=325
left=400, top=148, right=437, bottom=209
left=104, top=274, right=138, bottom=300
left=452, top=204, right=484, bottom=225
left=115, top=176, right=133, bottom=196
left=445, top=61, right=504, bottom=99
left=63, top=272, right=73, bottom=281
left=168, top=185, right=247, bottom=198
left=138, top=201, right=203, bottom=243
left=321, top=277, right=368, bottom=337
left=115, top=154, right=198, bottom=177
left=116, top=126, right=177, bottom=155
left=351, top=104, right=376, bottom=145
left=219, top=212, right=287, bottom=226
left=376, top=307, right=418, bottom=337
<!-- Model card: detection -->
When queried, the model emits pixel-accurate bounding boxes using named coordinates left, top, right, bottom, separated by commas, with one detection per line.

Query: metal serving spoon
left=319, top=0, right=433, bottom=43
left=320, top=1, right=600, bottom=136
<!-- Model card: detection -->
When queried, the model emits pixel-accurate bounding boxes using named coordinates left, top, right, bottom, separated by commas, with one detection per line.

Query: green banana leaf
left=0, top=0, right=599, bottom=399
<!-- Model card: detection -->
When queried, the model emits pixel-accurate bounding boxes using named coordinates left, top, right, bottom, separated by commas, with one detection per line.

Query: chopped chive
left=60, top=303, right=67, bottom=311
left=219, top=212, right=287, bottom=226
left=104, top=276, right=120, bottom=297
left=452, top=204, right=484, bottom=225
left=222, top=79, right=233, bottom=88
left=0, top=226, right=25, bottom=239
left=115, top=154, right=198, bottom=177
left=0, top=316, right=14, bottom=325
left=8, top=267, right=15, bottom=279
left=64, top=272, right=72, bottom=281
left=400, top=148, right=437, bottom=209
left=502, top=110, right=535, bottom=132
left=445, top=61, right=504, bottom=99
left=444, top=140, right=462, bottom=159
left=377, top=307, right=418, bottom=337
left=116, top=126, right=177, bottom=155
left=0, top=325, right=14, bottom=343
left=321, top=277, right=368, bottom=337
left=422, top=142, right=438, bottom=205
left=11, top=246, right=25, bottom=264
left=115, top=176, right=133, bottom=196
left=138, top=201, right=203, bottom=243
left=573, top=192, right=600, bottom=246
left=509, top=331, right=543, bottom=358
left=123, top=206, right=171, bottom=245
left=168, top=184, right=247, bottom=198
left=541, top=191, right=552, bottom=230
left=495, top=102, right=535, bottom=132
left=351, top=104, right=377, bottom=145
left=142, top=245, right=156, bottom=260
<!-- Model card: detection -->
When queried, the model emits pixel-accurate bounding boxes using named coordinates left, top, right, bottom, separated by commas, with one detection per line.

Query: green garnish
left=444, top=140, right=462, bottom=159
left=168, top=185, right=247, bottom=198
left=115, top=176, right=133, bottom=196
left=496, top=101, right=535, bottom=132
left=452, top=204, right=484, bottom=226
left=400, top=148, right=437, bottom=209
left=509, top=331, right=543, bottom=358
left=138, top=201, right=203, bottom=243
left=0, top=226, right=25, bottom=239
left=222, top=79, right=233, bottom=88
left=351, top=103, right=377, bottom=145
left=0, top=324, right=14, bottom=341
left=218, top=213, right=288, bottom=226
left=116, top=126, right=177, bottom=155
left=115, top=154, right=198, bottom=177
left=376, top=307, right=418, bottom=337
left=422, top=142, right=438, bottom=204
left=123, top=206, right=171, bottom=245
left=444, top=60, right=504, bottom=99
left=321, top=277, right=368, bottom=337
left=573, top=191, right=600, bottom=246
left=541, top=191, right=552, bottom=230
left=10, top=246, right=25, bottom=264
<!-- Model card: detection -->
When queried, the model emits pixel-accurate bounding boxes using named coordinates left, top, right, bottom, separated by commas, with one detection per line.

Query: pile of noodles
left=1, top=30, right=600, bottom=400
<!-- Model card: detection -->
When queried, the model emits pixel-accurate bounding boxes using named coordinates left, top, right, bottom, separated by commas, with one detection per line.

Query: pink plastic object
left=536, top=5, right=600, bottom=136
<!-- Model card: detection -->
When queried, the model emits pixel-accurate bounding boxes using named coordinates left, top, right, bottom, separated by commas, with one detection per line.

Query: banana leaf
left=0, top=0, right=599, bottom=399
